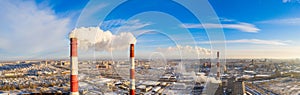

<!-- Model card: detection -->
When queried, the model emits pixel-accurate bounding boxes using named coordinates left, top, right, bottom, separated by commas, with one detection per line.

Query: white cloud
left=282, top=0, right=300, bottom=3
left=181, top=22, right=260, bottom=33
left=259, top=18, right=300, bottom=25
left=0, top=1, right=70, bottom=58
left=219, top=17, right=236, bottom=22
left=156, top=45, right=211, bottom=59
left=101, top=19, right=155, bottom=36
left=199, top=39, right=289, bottom=46
left=283, top=0, right=291, bottom=3
left=70, top=27, right=136, bottom=52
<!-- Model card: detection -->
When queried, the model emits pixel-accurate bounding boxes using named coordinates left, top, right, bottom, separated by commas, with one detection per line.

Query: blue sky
left=0, top=0, right=300, bottom=60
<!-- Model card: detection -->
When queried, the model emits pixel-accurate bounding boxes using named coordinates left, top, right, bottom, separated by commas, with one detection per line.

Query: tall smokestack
left=217, top=51, right=220, bottom=80
left=70, top=38, right=79, bottom=95
left=129, top=44, right=135, bottom=95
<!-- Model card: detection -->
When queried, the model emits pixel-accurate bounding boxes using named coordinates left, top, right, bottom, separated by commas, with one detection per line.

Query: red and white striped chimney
left=129, top=44, right=135, bottom=95
left=216, top=51, right=220, bottom=80
left=70, top=38, right=79, bottom=95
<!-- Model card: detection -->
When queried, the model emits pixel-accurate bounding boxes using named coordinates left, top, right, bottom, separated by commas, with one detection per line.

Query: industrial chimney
left=217, top=51, right=220, bottom=80
left=70, top=38, right=79, bottom=95
left=129, top=44, right=135, bottom=95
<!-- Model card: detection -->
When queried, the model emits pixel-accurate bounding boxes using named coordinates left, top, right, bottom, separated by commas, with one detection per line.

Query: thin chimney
left=217, top=51, right=220, bottom=80
left=70, top=38, right=79, bottom=95
left=129, top=44, right=135, bottom=95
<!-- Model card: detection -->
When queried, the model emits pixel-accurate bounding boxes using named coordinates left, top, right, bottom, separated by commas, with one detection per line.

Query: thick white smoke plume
left=156, top=45, right=211, bottom=59
left=69, top=27, right=136, bottom=51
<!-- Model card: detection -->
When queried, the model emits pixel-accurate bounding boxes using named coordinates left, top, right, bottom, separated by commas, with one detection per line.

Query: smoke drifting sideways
left=156, top=45, right=212, bottom=59
left=157, top=45, right=211, bottom=55
left=69, top=27, right=136, bottom=52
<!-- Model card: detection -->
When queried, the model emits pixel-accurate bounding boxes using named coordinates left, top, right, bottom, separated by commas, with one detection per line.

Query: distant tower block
left=70, top=38, right=79, bottom=95
left=129, top=44, right=135, bottom=95
left=217, top=51, right=220, bottom=80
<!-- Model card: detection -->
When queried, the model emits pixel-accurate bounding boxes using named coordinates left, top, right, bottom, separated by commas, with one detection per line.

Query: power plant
left=63, top=39, right=288, bottom=95
left=70, top=38, right=79, bottom=95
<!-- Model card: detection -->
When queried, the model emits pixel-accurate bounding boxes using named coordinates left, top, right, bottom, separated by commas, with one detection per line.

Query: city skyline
left=1, top=0, right=300, bottom=60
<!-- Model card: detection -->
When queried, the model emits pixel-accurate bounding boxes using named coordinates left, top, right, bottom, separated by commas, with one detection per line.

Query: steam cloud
left=157, top=45, right=211, bottom=55
left=69, top=27, right=136, bottom=51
